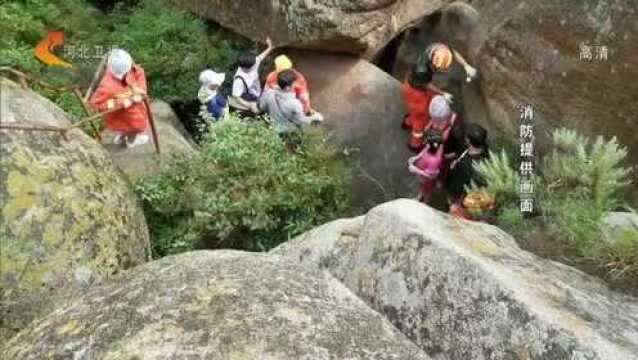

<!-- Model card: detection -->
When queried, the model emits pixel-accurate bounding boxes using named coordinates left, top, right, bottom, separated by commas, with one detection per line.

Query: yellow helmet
left=275, top=55, right=293, bottom=72
left=429, top=44, right=453, bottom=72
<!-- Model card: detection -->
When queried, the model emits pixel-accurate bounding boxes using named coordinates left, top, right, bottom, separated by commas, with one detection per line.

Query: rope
left=0, top=67, right=160, bottom=154
left=0, top=67, right=81, bottom=92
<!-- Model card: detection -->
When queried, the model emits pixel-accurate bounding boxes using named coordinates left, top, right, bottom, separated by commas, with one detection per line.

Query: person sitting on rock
left=90, top=48, right=149, bottom=148
left=446, top=123, right=490, bottom=216
left=402, top=63, right=441, bottom=151
left=408, top=131, right=446, bottom=204
left=228, top=37, right=274, bottom=115
left=265, top=55, right=318, bottom=117
left=198, top=69, right=228, bottom=122
left=414, top=42, right=478, bottom=103
left=259, top=69, right=323, bottom=135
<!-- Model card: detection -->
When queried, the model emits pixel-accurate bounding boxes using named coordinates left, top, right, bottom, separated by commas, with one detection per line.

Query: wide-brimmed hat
left=199, top=69, right=226, bottom=86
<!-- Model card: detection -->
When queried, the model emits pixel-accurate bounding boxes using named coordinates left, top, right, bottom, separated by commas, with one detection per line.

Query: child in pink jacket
left=408, top=131, right=445, bottom=203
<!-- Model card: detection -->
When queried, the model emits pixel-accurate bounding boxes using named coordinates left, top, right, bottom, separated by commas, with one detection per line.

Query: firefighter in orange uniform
left=90, top=49, right=150, bottom=148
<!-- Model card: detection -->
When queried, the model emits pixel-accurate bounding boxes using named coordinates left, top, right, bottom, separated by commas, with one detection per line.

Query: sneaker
left=113, top=133, right=125, bottom=145
left=309, top=111, right=324, bottom=123
left=126, top=134, right=149, bottom=149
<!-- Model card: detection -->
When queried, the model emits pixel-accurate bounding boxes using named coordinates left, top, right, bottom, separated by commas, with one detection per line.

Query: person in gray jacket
left=259, top=69, right=323, bottom=134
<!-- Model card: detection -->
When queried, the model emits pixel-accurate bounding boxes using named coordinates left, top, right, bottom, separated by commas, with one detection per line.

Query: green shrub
left=542, top=128, right=632, bottom=211
left=471, top=150, right=521, bottom=205
left=0, top=0, right=52, bottom=73
left=475, top=128, right=636, bottom=285
left=106, top=0, right=246, bottom=102
left=136, top=116, right=352, bottom=257
left=1, top=0, right=247, bottom=117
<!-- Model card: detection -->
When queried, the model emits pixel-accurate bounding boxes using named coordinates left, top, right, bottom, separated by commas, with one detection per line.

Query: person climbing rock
left=408, top=131, right=445, bottom=204
left=198, top=69, right=228, bottom=122
left=265, top=55, right=318, bottom=117
left=427, top=95, right=465, bottom=175
left=229, top=37, right=274, bottom=115
left=402, top=63, right=440, bottom=151
left=259, top=69, right=323, bottom=135
left=89, top=48, right=149, bottom=148
left=414, top=42, right=478, bottom=103
left=446, top=123, right=490, bottom=217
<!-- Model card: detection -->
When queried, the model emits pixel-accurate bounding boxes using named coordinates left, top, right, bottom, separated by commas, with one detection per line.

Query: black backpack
left=217, top=78, right=233, bottom=98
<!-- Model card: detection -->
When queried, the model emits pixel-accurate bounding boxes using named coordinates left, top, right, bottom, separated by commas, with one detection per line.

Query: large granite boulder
left=389, top=0, right=638, bottom=178
left=169, top=0, right=453, bottom=58
left=284, top=50, right=415, bottom=209
left=2, top=251, right=431, bottom=359
left=101, top=100, right=196, bottom=183
left=473, top=0, right=637, bottom=164
left=274, top=200, right=638, bottom=360
left=0, top=78, right=151, bottom=342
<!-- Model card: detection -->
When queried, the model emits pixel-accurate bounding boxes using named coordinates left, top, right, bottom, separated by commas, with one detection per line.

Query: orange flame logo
left=34, top=31, right=73, bottom=68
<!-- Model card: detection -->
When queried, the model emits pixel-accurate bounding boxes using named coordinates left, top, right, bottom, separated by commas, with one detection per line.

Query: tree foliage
left=1, top=0, right=247, bottom=116
left=472, top=128, right=636, bottom=285
left=136, top=116, right=352, bottom=256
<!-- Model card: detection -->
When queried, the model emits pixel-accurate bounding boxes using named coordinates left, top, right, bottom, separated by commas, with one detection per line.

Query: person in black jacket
left=446, top=123, right=490, bottom=207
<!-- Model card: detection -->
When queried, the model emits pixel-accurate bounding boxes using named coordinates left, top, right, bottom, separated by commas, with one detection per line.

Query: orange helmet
left=429, top=44, right=453, bottom=72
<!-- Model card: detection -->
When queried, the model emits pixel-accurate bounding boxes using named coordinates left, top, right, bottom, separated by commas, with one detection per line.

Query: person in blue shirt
left=198, top=69, right=228, bottom=122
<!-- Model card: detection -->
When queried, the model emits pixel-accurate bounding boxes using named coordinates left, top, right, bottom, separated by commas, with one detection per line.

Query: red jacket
left=90, top=64, right=149, bottom=133
left=403, top=80, right=438, bottom=130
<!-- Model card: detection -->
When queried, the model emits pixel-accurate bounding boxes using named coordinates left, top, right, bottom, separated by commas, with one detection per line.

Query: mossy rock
left=0, top=77, right=151, bottom=343
left=2, top=251, right=430, bottom=360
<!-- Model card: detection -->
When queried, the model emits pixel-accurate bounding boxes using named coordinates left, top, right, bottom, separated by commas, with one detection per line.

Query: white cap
left=429, top=95, right=452, bottom=122
left=108, top=49, right=133, bottom=80
left=199, top=69, right=225, bottom=86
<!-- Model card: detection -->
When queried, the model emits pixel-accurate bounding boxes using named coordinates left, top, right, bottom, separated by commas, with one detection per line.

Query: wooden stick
left=0, top=124, right=64, bottom=132
left=143, top=99, right=161, bottom=155
left=66, top=106, right=125, bottom=130
left=73, top=88, right=102, bottom=141
left=84, top=53, right=108, bottom=102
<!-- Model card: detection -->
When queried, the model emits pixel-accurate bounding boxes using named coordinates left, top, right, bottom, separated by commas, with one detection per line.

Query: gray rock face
left=284, top=50, right=415, bottom=209
left=2, top=251, right=431, bottom=360
left=101, top=99, right=196, bottom=183
left=0, top=77, right=151, bottom=343
left=169, top=0, right=453, bottom=58
left=475, top=0, right=638, bottom=166
left=602, top=211, right=638, bottom=246
left=274, top=199, right=638, bottom=360
left=390, top=0, right=638, bottom=181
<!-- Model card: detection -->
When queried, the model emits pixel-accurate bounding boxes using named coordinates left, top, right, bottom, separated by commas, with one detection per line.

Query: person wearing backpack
left=408, top=131, right=445, bottom=203
left=228, top=37, right=274, bottom=115
left=198, top=69, right=228, bottom=122
left=259, top=70, right=323, bottom=135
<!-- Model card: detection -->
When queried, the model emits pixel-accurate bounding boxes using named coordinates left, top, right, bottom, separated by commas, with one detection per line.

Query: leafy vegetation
left=136, top=115, right=352, bottom=257
left=1, top=0, right=247, bottom=118
left=472, top=128, right=637, bottom=287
